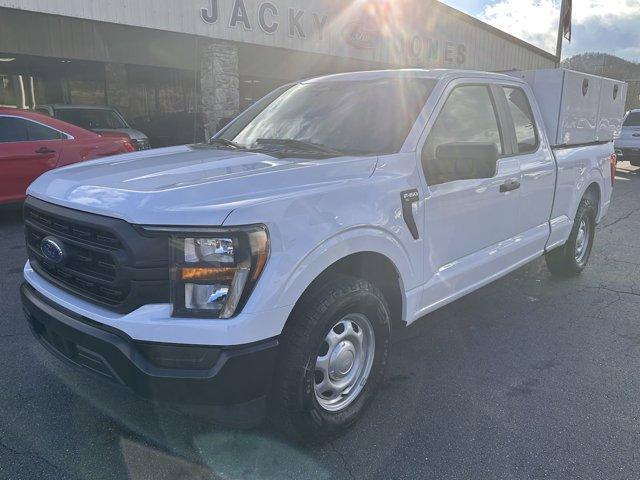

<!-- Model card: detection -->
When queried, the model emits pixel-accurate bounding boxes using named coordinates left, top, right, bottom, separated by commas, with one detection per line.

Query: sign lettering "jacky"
left=201, top=0, right=329, bottom=39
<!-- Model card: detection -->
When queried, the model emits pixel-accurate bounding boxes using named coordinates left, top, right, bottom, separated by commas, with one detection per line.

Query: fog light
left=184, top=284, right=229, bottom=311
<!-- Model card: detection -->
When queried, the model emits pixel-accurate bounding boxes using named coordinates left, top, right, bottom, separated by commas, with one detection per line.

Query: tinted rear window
left=0, top=117, right=28, bottom=142
left=0, top=117, right=63, bottom=142
left=55, top=109, right=127, bottom=130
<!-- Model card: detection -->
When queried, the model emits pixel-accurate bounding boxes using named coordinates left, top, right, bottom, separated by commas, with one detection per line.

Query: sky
left=440, top=0, right=640, bottom=62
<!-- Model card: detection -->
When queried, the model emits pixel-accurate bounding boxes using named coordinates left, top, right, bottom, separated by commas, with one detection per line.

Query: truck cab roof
left=302, top=68, right=524, bottom=85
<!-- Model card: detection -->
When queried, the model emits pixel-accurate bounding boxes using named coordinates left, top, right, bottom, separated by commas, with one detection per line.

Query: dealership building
left=0, top=0, right=556, bottom=144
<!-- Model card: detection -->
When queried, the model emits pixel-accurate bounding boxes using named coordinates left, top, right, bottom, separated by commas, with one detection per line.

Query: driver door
left=418, top=82, right=523, bottom=313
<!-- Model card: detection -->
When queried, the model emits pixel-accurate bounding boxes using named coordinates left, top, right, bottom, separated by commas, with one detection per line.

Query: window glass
left=27, top=121, right=63, bottom=140
left=55, top=108, right=127, bottom=130
left=423, top=85, right=503, bottom=163
left=0, top=117, right=29, bottom=143
left=503, top=87, right=538, bottom=153
left=623, top=112, right=640, bottom=127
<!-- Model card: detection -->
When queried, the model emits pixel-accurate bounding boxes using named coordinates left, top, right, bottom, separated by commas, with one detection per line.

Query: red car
left=0, top=108, right=135, bottom=205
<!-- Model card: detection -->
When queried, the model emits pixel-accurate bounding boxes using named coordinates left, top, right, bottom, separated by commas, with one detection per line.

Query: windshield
left=55, top=108, right=128, bottom=130
left=219, top=78, right=437, bottom=155
left=623, top=112, right=640, bottom=126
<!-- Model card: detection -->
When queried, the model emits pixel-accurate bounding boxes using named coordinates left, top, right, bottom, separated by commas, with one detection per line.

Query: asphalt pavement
left=1, top=164, right=640, bottom=480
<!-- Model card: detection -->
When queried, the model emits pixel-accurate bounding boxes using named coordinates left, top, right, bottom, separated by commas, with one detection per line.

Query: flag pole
left=555, top=0, right=567, bottom=66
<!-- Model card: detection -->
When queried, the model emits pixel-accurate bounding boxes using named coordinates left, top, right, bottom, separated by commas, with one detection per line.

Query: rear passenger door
left=0, top=116, right=63, bottom=203
left=497, top=84, right=556, bottom=252
left=417, top=81, right=524, bottom=312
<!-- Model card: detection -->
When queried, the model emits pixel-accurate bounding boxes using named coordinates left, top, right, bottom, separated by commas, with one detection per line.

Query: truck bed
left=546, top=142, right=614, bottom=250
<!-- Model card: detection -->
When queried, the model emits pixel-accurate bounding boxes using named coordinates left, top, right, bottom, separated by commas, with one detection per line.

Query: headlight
left=169, top=226, right=269, bottom=319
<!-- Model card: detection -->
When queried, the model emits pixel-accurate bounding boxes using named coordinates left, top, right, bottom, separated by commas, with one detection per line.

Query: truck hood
left=28, top=144, right=378, bottom=225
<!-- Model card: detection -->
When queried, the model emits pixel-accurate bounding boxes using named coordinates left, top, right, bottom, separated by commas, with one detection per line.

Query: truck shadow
left=10, top=340, right=333, bottom=479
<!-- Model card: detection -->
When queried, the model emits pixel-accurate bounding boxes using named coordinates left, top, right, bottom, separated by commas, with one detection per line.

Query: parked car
left=21, top=69, right=620, bottom=442
left=614, top=109, right=640, bottom=165
left=34, top=104, right=151, bottom=151
left=0, top=108, right=135, bottom=205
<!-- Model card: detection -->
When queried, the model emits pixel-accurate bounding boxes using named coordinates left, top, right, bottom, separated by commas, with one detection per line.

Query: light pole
left=555, top=0, right=571, bottom=66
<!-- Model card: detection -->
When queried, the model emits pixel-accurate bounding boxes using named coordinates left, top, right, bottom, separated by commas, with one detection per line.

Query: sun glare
left=320, top=0, right=447, bottom=67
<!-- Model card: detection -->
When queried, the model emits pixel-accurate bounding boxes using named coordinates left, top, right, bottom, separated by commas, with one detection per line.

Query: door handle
left=36, top=147, right=56, bottom=154
left=499, top=179, right=520, bottom=193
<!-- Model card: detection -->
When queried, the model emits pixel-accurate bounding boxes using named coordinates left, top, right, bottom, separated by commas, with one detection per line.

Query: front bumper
left=21, top=283, right=279, bottom=406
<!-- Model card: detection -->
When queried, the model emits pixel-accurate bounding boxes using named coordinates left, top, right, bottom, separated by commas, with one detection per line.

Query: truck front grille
left=24, top=197, right=170, bottom=313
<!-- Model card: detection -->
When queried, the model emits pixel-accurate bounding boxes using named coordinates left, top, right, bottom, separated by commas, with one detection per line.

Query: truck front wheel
left=270, top=275, right=391, bottom=443
left=545, top=197, right=597, bottom=276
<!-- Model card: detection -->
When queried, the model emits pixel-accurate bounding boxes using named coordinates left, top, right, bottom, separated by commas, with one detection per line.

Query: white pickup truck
left=21, top=69, right=623, bottom=441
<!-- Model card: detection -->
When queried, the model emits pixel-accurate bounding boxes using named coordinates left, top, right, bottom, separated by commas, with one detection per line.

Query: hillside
left=562, top=53, right=640, bottom=109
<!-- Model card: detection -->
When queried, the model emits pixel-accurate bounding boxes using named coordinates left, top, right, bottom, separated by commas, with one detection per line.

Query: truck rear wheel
left=545, top=197, right=596, bottom=277
left=270, top=275, right=391, bottom=443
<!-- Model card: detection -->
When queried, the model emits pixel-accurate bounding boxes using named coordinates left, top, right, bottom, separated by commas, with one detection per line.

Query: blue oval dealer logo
left=342, top=20, right=380, bottom=50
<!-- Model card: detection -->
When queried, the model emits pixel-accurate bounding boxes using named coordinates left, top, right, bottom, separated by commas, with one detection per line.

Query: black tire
left=269, top=275, right=391, bottom=443
left=545, top=197, right=597, bottom=277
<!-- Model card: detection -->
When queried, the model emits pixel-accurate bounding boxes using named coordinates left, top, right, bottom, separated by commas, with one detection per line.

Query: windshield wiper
left=208, top=138, right=244, bottom=149
left=255, top=138, right=345, bottom=156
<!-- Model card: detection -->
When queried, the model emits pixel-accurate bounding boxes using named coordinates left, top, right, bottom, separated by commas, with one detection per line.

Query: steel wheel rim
left=574, top=217, right=590, bottom=264
left=314, top=313, right=375, bottom=412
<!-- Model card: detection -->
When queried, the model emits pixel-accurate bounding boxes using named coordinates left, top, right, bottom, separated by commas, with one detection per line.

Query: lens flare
left=318, top=0, right=447, bottom=67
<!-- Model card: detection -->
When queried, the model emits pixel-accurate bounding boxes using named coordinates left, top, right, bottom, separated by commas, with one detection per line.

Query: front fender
left=223, top=152, right=424, bottom=331
left=275, top=226, right=415, bottom=313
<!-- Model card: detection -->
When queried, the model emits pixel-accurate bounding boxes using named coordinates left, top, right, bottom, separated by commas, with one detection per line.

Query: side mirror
left=431, top=142, right=499, bottom=184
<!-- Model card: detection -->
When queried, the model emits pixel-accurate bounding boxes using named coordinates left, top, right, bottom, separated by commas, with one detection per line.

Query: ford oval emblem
left=41, top=236, right=66, bottom=264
